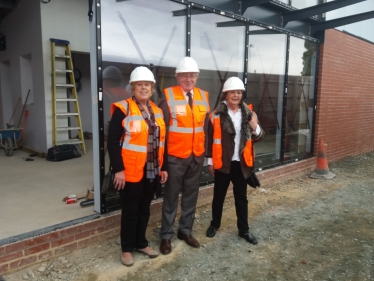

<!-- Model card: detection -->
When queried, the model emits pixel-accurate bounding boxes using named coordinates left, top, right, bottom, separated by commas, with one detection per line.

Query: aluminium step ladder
left=50, top=38, right=86, bottom=154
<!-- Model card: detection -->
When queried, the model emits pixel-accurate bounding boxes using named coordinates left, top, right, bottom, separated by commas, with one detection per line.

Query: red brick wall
left=0, top=215, right=120, bottom=275
left=315, top=29, right=374, bottom=161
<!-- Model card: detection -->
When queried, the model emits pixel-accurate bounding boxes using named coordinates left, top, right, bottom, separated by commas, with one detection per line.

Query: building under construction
left=0, top=0, right=373, bottom=275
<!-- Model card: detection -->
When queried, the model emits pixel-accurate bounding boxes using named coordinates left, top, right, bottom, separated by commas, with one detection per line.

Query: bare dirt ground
left=3, top=151, right=374, bottom=281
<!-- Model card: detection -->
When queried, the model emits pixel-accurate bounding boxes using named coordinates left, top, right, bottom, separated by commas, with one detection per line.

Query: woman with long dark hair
left=205, top=77, right=264, bottom=244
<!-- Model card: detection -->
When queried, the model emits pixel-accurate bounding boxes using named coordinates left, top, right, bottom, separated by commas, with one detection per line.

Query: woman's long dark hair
left=219, top=91, right=244, bottom=104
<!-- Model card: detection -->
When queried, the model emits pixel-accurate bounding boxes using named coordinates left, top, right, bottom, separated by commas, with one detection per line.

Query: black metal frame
left=186, top=2, right=191, bottom=56
left=93, top=0, right=108, bottom=213
left=280, top=35, right=290, bottom=163
left=309, top=40, right=320, bottom=158
left=95, top=0, right=323, bottom=212
left=243, top=22, right=249, bottom=98
left=88, top=0, right=94, bottom=21
left=173, top=1, right=320, bottom=172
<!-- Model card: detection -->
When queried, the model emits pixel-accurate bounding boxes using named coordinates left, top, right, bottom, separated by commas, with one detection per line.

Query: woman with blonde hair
left=107, top=66, right=168, bottom=266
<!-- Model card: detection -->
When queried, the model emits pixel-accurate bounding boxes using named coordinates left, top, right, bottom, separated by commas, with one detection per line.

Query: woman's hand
left=159, top=171, right=168, bottom=184
left=113, top=171, right=126, bottom=190
left=249, top=112, right=259, bottom=134
left=208, top=165, right=215, bottom=176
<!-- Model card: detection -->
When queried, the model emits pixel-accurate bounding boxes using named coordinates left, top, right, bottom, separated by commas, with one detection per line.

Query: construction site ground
left=3, top=151, right=374, bottom=281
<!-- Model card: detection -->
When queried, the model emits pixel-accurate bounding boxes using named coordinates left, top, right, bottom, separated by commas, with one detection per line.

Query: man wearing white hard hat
left=158, top=57, right=210, bottom=254
left=205, top=76, right=264, bottom=245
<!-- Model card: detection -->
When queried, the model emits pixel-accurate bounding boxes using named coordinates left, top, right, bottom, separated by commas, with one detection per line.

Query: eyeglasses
left=178, top=73, right=198, bottom=79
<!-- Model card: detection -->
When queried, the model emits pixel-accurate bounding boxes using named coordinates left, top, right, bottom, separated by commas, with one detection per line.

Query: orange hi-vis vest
left=164, top=86, right=210, bottom=158
left=111, top=98, right=166, bottom=182
left=211, top=104, right=254, bottom=170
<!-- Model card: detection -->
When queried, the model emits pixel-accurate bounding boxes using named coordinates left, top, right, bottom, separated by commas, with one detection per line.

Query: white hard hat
left=129, top=66, right=155, bottom=83
left=102, top=66, right=122, bottom=80
left=175, top=57, right=199, bottom=73
left=222, top=77, right=245, bottom=92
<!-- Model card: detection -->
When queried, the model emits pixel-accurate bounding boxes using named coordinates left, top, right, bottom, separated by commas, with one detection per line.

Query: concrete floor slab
left=0, top=140, right=97, bottom=240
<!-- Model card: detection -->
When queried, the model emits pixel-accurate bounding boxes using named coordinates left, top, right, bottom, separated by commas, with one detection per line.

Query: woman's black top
left=107, top=107, right=125, bottom=173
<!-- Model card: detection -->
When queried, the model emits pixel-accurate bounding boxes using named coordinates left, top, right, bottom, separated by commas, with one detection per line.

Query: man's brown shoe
left=160, top=239, right=172, bottom=255
left=177, top=230, right=200, bottom=248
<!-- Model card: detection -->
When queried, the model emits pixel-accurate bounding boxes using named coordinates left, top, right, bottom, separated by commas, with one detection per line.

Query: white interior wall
left=0, top=0, right=45, bottom=150
left=72, top=53, right=92, bottom=134
left=41, top=0, right=90, bottom=149
left=0, top=0, right=90, bottom=152
left=20, top=54, right=34, bottom=105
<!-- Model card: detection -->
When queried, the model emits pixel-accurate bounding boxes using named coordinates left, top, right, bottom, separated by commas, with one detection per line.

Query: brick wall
left=315, top=29, right=374, bottom=161
left=1, top=30, right=374, bottom=276
left=0, top=215, right=120, bottom=275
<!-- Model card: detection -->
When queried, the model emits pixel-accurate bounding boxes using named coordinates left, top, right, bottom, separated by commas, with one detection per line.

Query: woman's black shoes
left=206, top=226, right=217, bottom=238
left=206, top=227, right=258, bottom=244
left=238, top=232, right=258, bottom=245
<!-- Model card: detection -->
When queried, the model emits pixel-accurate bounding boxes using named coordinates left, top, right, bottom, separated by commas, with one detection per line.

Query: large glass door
left=246, top=27, right=287, bottom=167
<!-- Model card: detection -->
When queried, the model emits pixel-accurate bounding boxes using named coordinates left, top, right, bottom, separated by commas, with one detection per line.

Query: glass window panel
left=190, top=9, right=245, bottom=183
left=246, top=26, right=287, bottom=167
left=100, top=0, right=186, bottom=199
left=101, top=0, right=186, bottom=131
left=286, top=37, right=317, bottom=161
left=191, top=10, right=246, bottom=117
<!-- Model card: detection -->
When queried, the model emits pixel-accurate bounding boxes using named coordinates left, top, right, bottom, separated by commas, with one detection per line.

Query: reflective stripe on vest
left=164, top=86, right=209, bottom=158
left=112, top=98, right=166, bottom=182
left=211, top=112, right=223, bottom=169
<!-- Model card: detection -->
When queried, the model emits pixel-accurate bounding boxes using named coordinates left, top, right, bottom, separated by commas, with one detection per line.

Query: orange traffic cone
left=309, top=138, right=336, bottom=180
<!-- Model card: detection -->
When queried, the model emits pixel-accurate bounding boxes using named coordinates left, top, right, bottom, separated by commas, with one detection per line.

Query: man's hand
left=208, top=165, right=215, bottom=176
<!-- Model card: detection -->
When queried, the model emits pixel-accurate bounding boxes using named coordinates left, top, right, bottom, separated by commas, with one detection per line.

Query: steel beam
left=283, top=0, right=367, bottom=26
left=173, top=8, right=208, bottom=17
left=240, top=0, right=272, bottom=15
left=216, top=20, right=246, bottom=27
left=311, top=10, right=374, bottom=35
left=242, top=0, right=272, bottom=8
left=247, top=29, right=280, bottom=35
